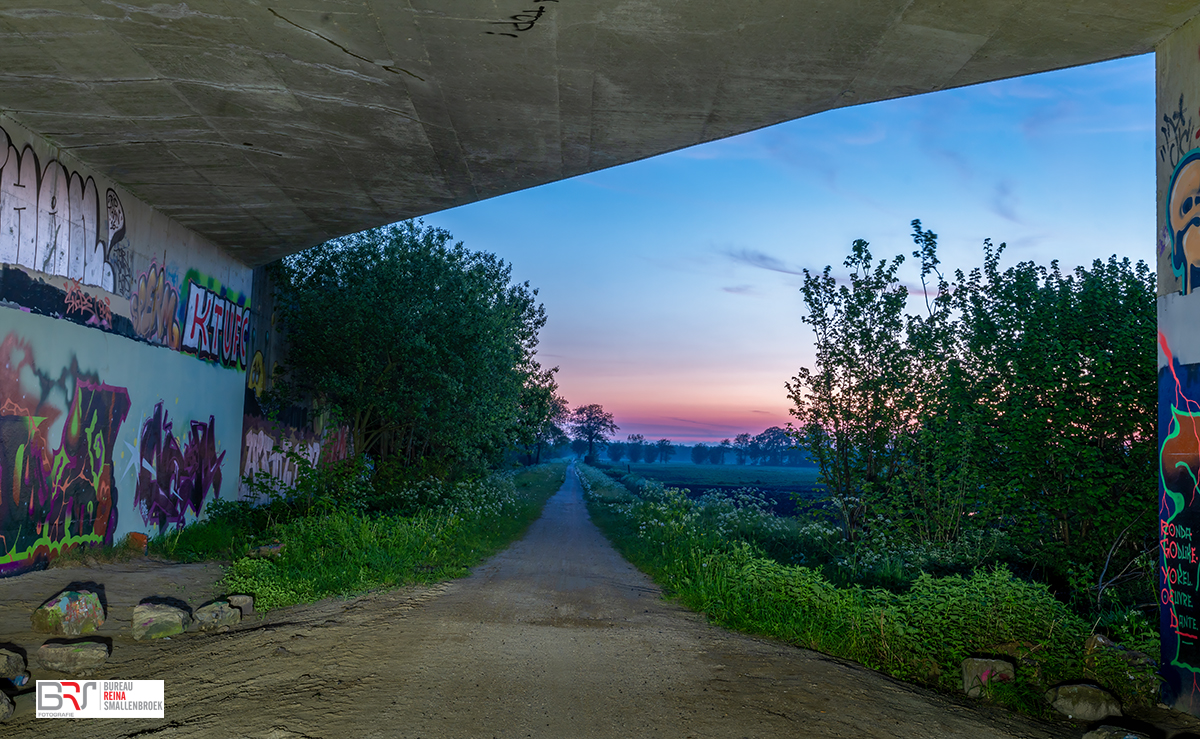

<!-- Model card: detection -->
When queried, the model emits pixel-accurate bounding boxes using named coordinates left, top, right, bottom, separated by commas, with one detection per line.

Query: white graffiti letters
left=182, top=281, right=249, bottom=369
left=0, top=126, right=128, bottom=295
left=242, top=429, right=320, bottom=490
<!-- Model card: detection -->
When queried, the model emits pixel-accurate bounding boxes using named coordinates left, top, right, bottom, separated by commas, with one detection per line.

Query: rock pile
left=1, top=587, right=255, bottom=722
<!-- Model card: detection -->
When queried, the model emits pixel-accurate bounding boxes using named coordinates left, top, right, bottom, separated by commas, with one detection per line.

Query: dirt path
left=0, top=465, right=1145, bottom=737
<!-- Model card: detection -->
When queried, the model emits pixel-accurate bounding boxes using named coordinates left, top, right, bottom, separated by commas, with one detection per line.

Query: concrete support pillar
left=1158, top=15, right=1200, bottom=714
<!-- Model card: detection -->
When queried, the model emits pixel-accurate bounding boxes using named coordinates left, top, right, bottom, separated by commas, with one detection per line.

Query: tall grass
left=577, top=464, right=1158, bottom=715
left=151, top=462, right=566, bottom=610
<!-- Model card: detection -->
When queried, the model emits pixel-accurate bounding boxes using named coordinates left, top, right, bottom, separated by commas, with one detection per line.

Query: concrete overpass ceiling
left=0, top=0, right=1194, bottom=266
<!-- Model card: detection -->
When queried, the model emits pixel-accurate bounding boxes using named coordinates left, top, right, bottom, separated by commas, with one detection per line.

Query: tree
left=570, top=438, right=588, bottom=458
left=518, top=368, right=568, bottom=465
left=273, top=221, right=547, bottom=476
left=690, top=443, right=709, bottom=464
left=711, top=439, right=731, bottom=464
left=607, top=442, right=626, bottom=463
left=786, top=238, right=910, bottom=542
left=950, top=240, right=1156, bottom=592
left=643, top=441, right=660, bottom=464
left=570, top=404, right=619, bottom=460
left=626, top=434, right=645, bottom=463
left=755, top=427, right=791, bottom=466
left=656, top=439, right=675, bottom=463
left=733, top=433, right=752, bottom=465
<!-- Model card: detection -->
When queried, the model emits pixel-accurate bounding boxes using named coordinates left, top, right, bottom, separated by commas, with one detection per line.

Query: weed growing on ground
left=51, top=532, right=150, bottom=568
left=576, top=464, right=1158, bottom=716
left=145, top=462, right=565, bottom=610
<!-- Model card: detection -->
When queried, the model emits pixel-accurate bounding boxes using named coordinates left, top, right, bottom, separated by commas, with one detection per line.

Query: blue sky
left=425, top=53, right=1156, bottom=445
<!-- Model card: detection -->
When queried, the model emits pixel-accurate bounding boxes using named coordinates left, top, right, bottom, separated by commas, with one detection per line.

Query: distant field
left=593, top=462, right=824, bottom=516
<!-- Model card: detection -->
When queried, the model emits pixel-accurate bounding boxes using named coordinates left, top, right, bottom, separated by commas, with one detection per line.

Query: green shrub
left=577, top=463, right=1160, bottom=716
left=219, top=462, right=565, bottom=610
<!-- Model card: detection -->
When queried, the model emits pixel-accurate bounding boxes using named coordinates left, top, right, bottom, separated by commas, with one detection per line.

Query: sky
left=423, top=53, right=1156, bottom=446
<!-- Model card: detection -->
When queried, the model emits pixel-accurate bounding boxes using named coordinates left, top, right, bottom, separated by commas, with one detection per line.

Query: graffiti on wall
left=129, top=259, right=181, bottom=349
left=0, top=126, right=131, bottom=297
left=240, top=415, right=350, bottom=496
left=63, top=278, right=113, bottom=329
left=0, top=334, right=131, bottom=575
left=181, top=271, right=250, bottom=370
left=134, top=401, right=224, bottom=530
left=1160, top=330, right=1200, bottom=686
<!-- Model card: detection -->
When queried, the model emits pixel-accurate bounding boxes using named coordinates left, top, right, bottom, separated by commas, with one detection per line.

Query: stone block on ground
left=0, top=648, right=24, bottom=679
left=193, top=601, right=240, bottom=631
left=36, top=641, right=109, bottom=675
left=31, top=590, right=105, bottom=635
left=1083, top=726, right=1149, bottom=739
left=0, top=690, right=12, bottom=723
left=1045, top=683, right=1122, bottom=721
left=961, top=657, right=1015, bottom=697
left=132, top=602, right=192, bottom=640
left=227, top=594, right=254, bottom=616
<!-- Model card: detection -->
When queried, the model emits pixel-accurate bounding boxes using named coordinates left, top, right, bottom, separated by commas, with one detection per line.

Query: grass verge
left=576, top=463, right=1158, bottom=718
left=149, top=462, right=565, bottom=611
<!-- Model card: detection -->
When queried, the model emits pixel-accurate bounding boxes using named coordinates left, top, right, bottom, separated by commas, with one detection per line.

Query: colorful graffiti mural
left=0, top=120, right=252, bottom=577
left=0, top=334, right=131, bottom=575
left=1160, top=331, right=1200, bottom=688
left=0, top=125, right=131, bottom=297
left=135, top=402, right=224, bottom=530
left=1169, top=148, right=1200, bottom=296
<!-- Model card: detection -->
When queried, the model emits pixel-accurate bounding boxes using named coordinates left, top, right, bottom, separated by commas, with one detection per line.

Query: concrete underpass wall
left=0, top=114, right=251, bottom=576
left=1158, top=16, right=1200, bottom=714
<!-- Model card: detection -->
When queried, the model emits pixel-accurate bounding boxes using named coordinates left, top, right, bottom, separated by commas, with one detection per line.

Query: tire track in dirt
left=2, top=464, right=1077, bottom=738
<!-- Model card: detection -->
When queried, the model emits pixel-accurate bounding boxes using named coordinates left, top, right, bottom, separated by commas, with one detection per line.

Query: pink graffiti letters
left=63, top=279, right=113, bottom=329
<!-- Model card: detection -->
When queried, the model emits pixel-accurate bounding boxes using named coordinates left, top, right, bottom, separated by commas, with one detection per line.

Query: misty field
left=594, top=462, right=822, bottom=516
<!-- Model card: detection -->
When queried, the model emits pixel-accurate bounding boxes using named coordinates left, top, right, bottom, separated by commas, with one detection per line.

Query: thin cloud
left=990, top=180, right=1020, bottom=223
left=722, top=284, right=757, bottom=295
left=724, top=248, right=805, bottom=276
left=1021, top=100, right=1077, bottom=137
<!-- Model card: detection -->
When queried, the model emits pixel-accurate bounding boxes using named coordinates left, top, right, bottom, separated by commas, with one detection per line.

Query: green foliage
left=577, top=464, right=1160, bottom=715
left=272, top=221, right=552, bottom=475
left=787, top=221, right=1157, bottom=609
left=219, top=463, right=565, bottom=610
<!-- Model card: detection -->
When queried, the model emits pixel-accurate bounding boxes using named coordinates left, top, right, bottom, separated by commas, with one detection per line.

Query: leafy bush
left=577, top=464, right=1159, bottom=715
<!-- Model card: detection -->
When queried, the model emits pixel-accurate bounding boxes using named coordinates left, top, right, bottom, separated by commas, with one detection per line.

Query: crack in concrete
left=268, top=8, right=425, bottom=82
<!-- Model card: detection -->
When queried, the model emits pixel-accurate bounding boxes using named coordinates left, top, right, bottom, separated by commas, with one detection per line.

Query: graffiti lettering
left=0, top=126, right=131, bottom=297
left=129, top=260, right=181, bottom=349
left=0, top=334, right=131, bottom=576
left=1162, top=94, right=1197, bottom=169
left=485, top=0, right=557, bottom=37
left=247, top=350, right=266, bottom=397
left=243, top=429, right=320, bottom=488
left=1159, top=330, right=1200, bottom=670
left=63, top=279, right=113, bottom=329
left=181, top=280, right=249, bottom=370
left=240, top=416, right=351, bottom=498
left=134, top=402, right=224, bottom=530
